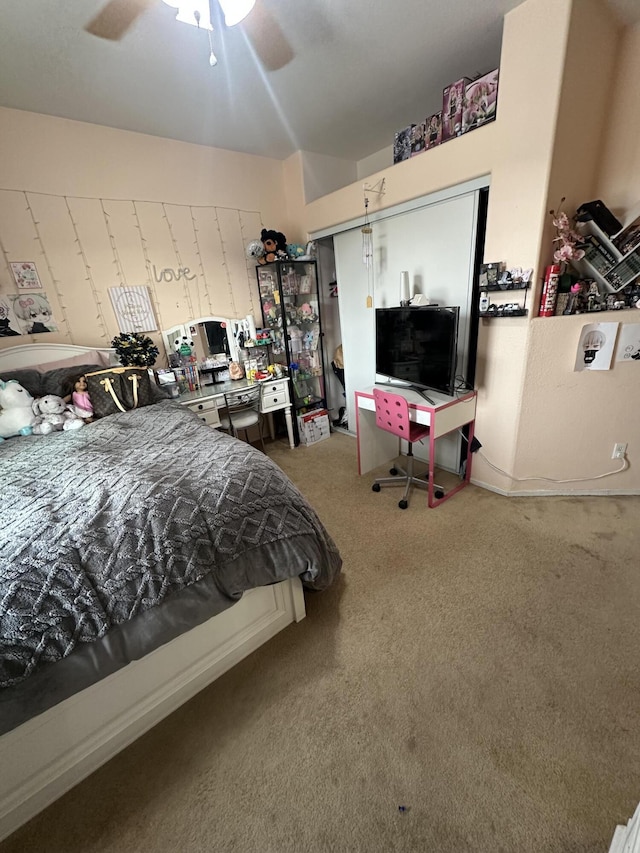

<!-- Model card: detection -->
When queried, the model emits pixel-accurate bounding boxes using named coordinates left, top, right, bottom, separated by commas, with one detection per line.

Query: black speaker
left=575, top=200, right=622, bottom=237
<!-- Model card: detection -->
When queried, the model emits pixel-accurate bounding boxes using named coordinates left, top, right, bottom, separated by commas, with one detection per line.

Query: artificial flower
left=550, top=199, right=586, bottom=264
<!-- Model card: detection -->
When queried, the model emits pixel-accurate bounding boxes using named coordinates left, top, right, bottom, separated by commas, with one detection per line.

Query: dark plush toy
left=258, top=228, right=288, bottom=264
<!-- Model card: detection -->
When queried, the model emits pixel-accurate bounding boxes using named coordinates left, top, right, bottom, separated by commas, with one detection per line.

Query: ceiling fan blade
left=85, top=0, right=159, bottom=40
left=242, top=2, right=294, bottom=71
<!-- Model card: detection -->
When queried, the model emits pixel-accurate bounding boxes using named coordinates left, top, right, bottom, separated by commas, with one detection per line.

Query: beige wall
left=0, top=108, right=291, bottom=363
left=0, top=0, right=638, bottom=495
left=300, top=0, right=639, bottom=495
left=597, top=21, right=640, bottom=217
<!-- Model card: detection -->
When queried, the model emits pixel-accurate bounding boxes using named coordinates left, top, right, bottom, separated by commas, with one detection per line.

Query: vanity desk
left=180, top=377, right=295, bottom=449
left=163, top=314, right=295, bottom=449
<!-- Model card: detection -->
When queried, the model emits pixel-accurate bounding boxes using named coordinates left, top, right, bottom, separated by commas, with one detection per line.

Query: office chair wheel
left=372, top=483, right=381, bottom=492
left=398, top=499, right=408, bottom=510
left=389, top=467, right=398, bottom=475
left=434, top=489, right=445, bottom=499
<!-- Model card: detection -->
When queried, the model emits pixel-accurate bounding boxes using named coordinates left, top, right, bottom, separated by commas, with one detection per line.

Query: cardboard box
left=393, top=125, right=415, bottom=163
left=462, top=68, right=499, bottom=134
left=424, top=112, right=442, bottom=149
left=297, top=409, right=331, bottom=446
left=442, top=78, right=471, bottom=141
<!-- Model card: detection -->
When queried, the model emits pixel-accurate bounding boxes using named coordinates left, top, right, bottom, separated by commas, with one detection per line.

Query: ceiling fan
left=85, top=0, right=294, bottom=71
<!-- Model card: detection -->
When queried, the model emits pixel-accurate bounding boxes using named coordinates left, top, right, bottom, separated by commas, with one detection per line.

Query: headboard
left=0, top=343, right=116, bottom=372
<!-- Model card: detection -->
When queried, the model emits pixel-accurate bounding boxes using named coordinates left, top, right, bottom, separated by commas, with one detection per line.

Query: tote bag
left=85, top=367, right=153, bottom=419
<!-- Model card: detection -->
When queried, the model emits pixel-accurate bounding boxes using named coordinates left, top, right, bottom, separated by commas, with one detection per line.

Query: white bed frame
left=0, top=343, right=306, bottom=842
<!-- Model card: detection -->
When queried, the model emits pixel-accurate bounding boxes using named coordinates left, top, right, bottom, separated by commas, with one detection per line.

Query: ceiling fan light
left=217, top=0, right=256, bottom=27
left=161, top=0, right=212, bottom=30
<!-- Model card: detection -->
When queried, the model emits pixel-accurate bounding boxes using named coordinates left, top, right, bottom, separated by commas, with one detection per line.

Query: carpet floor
left=2, top=432, right=639, bottom=853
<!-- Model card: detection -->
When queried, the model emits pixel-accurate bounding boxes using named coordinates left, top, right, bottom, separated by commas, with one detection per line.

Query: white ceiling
left=0, top=0, right=638, bottom=163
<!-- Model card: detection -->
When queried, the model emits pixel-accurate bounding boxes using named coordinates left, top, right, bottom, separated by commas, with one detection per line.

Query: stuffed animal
left=174, top=336, right=194, bottom=356
left=286, top=243, right=306, bottom=260
left=258, top=228, right=288, bottom=265
left=32, top=395, right=84, bottom=434
left=296, top=241, right=316, bottom=261
left=298, top=302, right=318, bottom=323
left=0, top=380, right=35, bottom=441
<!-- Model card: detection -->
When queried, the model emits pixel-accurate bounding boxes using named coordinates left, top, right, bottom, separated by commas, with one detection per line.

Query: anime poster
left=615, top=323, right=640, bottom=362
left=574, top=322, right=619, bottom=371
left=0, top=295, right=23, bottom=337
left=10, top=292, right=58, bottom=334
left=10, top=261, right=43, bottom=290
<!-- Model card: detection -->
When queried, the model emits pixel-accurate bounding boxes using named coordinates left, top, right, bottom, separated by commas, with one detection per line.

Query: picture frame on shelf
left=478, top=261, right=503, bottom=290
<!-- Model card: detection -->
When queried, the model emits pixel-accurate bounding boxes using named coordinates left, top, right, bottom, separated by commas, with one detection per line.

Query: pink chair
left=371, top=388, right=444, bottom=509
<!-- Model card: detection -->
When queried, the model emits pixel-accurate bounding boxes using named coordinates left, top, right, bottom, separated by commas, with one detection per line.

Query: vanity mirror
left=162, top=316, right=236, bottom=364
left=161, top=315, right=259, bottom=382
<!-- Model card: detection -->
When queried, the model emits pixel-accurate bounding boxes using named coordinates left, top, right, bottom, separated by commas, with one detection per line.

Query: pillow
left=41, top=365, right=104, bottom=398
left=0, top=369, right=42, bottom=398
left=34, top=350, right=113, bottom=373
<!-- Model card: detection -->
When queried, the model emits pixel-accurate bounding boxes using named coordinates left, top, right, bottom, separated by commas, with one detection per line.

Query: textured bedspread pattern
left=0, top=402, right=341, bottom=688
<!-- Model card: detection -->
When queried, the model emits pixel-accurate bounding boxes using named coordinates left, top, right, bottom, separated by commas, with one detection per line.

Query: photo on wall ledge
left=574, top=322, right=619, bottom=371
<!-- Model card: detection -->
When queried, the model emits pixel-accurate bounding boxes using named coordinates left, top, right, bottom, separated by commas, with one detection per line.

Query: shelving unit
left=574, top=219, right=640, bottom=293
left=256, top=260, right=327, bottom=446
left=479, top=283, right=530, bottom=318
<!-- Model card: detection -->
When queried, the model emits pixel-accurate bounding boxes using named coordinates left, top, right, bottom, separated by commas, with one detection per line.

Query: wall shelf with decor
left=479, top=277, right=530, bottom=319
left=482, top=283, right=531, bottom=293
left=480, top=308, right=528, bottom=319
left=477, top=261, right=533, bottom=319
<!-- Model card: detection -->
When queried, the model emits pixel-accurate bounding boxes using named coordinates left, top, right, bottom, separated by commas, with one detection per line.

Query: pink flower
left=550, top=198, right=585, bottom=266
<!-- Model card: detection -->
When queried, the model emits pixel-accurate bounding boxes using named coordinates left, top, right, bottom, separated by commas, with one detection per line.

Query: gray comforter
left=0, top=401, right=341, bottom=691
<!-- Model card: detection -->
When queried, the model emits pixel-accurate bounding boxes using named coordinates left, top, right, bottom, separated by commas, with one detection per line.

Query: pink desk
left=354, top=385, right=477, bottom=508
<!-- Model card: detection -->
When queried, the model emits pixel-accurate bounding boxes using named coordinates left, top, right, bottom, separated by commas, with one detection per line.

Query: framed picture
left=109, top=285, right=157, bottom=333
left=10, top=262, right=42, bottom=290
left=479, top=261, right=504, bottom=290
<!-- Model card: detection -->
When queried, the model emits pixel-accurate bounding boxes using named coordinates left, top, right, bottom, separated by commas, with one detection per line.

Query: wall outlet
left=612, top=442, right=627, bottom=459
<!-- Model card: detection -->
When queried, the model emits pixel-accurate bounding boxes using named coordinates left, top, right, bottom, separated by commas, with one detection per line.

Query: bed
left=0, top=343, right=342, bottom=842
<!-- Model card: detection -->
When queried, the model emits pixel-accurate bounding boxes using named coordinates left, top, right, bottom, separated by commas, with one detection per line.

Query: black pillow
left=0, top=369, right=42, bottom=398
left=41, top=365, right=101, bottom=398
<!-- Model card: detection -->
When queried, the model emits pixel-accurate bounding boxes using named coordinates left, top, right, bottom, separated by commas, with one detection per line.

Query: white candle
left=246, top=314, right=257, bottom=341
left=400, top=271, right=410, bottom=304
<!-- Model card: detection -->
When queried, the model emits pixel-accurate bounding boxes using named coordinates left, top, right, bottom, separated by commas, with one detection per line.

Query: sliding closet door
left=333, top=188, right=480, bottom=473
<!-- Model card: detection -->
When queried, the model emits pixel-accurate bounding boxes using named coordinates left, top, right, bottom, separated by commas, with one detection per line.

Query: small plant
left=111, top=333, right=159, bottom=367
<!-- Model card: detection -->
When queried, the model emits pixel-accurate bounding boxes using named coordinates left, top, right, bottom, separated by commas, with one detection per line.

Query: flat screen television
left=375, top=306, right=459, bottom=397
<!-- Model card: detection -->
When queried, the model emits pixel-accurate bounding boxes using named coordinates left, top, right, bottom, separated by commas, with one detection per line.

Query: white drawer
left=261, top=380, right=290, bottom=411
left=184, top=398, right=221, bottom=427
left=195, top=409, right=221, bottom=428
left=187, top=398, right=218, bottom=414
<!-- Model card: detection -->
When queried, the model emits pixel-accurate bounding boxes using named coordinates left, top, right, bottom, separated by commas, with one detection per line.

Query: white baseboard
left=471, top=476, right=640, bottom=498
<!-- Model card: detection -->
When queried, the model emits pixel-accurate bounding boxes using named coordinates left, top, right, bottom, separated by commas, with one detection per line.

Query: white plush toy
left=0, top=380, right=35, bottom=441
left=32, top=395, right=85, bottom=435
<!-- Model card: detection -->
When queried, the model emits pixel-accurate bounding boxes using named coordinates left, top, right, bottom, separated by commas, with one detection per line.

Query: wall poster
left=109, top=286, right=157, bottom=333
left=574, top=322, right=619, bottom=371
